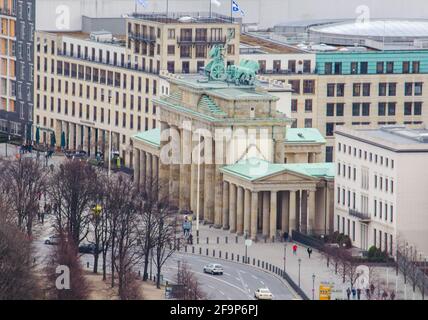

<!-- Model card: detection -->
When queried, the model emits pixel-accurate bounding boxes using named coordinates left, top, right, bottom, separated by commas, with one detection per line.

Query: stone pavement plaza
left=187, top=224, right=423, bottom=300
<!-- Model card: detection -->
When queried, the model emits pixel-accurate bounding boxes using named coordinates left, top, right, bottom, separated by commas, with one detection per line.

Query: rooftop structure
left=336, top=126, right=428, bottom=152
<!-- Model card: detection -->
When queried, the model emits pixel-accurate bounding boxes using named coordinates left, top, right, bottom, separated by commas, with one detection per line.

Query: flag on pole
left=211, top=0, right=221, bottom=7
left=136, top=0, right=148, bottom=7
left=232, top=0, right=244, bottom=15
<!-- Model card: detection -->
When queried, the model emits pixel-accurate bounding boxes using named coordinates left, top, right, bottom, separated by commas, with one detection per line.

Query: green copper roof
left=209, top=88, right=279, bottom=101
left=198, top=94, right=227, bottom=116
left=220, top=158, right=335, bottom=181
left=133, top=128, right=160, bottom=147
left=286, top=128, right=326, bottom=144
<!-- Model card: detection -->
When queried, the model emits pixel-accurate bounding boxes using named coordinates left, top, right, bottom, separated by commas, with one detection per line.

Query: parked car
left=64, top=150, right=75, bottom=159
left=203, top=263, right=224, bottom=275
left=78, top=243, right=99, bottom=254
left=44, top=235, right=60, bottom=245
left=254, top=288, right=273, bottom=300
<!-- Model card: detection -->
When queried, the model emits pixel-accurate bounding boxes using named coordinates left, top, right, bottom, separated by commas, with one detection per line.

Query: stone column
left=270, top=191, right=277, bottom=240
left=190, top=136, right=199, bottom=213
left=152, top=155, right=159, bottom=185
left=307, top=189, right=316, bottom=234
left=222, top=181, right=230, bottom=229
left=169, top=125, right=180, bottom=208
left=140, top=152, right=147, bottom=191
left=159, top=121, right=170, bottom=201
left=273, top=126, right=285, bottom=164
left=326, top=185, right=334, bottom=234
left=262, top=192, right=270, bottom=238
left=133, top=149, right=140, bottom=186
left=244, top=189, right=251, bottom=236
left=146, top=153, right=153, bottom=189
left=250, top=191, right=258, bottom=240
left=236, top=186, right=244, bottom=235
left=229, top=183, right=237, bottom=233
left=214, top=165, right=223, bottom=228
left=83, top=126, right=89, bottom=154
left=289, top=191, right=296, bottom=235
left=281, top=191, right=289, bottom=234
left=76, top=125, right=82, bottom=150
left=301, top=190, right=308, bottom=233
left=179, top=127, right=191, bottom=211
left=203, top=136, right=214, bottom=224
left=69, top=123, right=76, bottom=150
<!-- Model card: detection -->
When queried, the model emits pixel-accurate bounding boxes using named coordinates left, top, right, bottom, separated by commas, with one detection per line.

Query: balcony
left=128, top=32, right=156, bottom=44
left=176, top=36, right=227, bottom=46
left=349, top=208, right=371, bottom=222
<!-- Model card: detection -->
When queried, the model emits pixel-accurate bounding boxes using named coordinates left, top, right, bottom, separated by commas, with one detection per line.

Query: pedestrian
left=292, top=244, right=298, bottom=255
left=283, top=232, right=289, bottom=242
left=365, top=288, right=371, bottom=300
left=352, top=288, right=356, bottom=299
left=188, top=234, right=193, bottom=245
left=346, top=287, right=351, bottom=300
left=307, top=247, right=313, bottom=258
left=357, top=288, right=361, bottom=300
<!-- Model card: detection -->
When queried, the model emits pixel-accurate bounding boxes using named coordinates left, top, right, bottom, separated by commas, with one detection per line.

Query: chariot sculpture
left=204, top=30, right=260, bottom=85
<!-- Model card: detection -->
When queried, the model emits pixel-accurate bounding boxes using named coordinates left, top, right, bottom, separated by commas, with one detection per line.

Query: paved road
left=162, top=252, right=296, bottom=300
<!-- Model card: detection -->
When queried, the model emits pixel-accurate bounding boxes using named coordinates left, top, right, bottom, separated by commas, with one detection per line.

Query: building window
left=360, top=62, right=368, bottom=74
left=413, top=61, right=420, bottom=73
left=326, top=123, right=334, bottom=136
left=291, top=99, right=298, bottom=112
left=303, top=80, right=315, bottom=94
left=336, top=103, right=344, bottom=116
left=403, top=61, right=410, bottom=73
left=353, top=83, right=361, bottom=96
left=386, top=61, right=394, bottom=73
left=336, top=83, right=345, bottom=97
left=388, top=102, right=396, bottom=116
left=325, top=62, right=332, bottom=74
left=304, top=99, right=312, bottom=112
left=378, top=102, right=386, bottom=116
left=388, top=83, right=396, bottom=96
left=326, top=103, right=334, bottom=116
left=327, top=83, right=335, bottom=97
left=334, top=62, right=342, bottom=74
left=376, top=62, right=384, bottom=74
left=304, top=119, right=312, bottom=128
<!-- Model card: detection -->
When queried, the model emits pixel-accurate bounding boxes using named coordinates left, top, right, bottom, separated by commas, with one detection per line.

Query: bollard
left=199, top=247, right=202, bottom=255
left=237, top=254, right=239, bottom=262
left=206, top=248, right=209, bottom=256
left=213, top=249, right=215, bottom=257
left=253, top=258, right=255, bottom=266
left=217, top=237, right=219, bottom=244
left=206, top=237, right=209, bottom=244
left=225, top=252, right=228, bottom=260
left=262, top=261, right=264, bottom=268
left=225, top=236, right=228, bottom=244
left=185, top=246, right=187, bottom=253
left=197, top=237, right=199, bottom=245
left=192, top=246, right=195, bottom=254
left=235, top=236, right=238, bottom=244
left=231, top=253, right=234, bottom=261
left=219, top=251, right=222, bottom=258
left=258, top=260, right=260, bottom=267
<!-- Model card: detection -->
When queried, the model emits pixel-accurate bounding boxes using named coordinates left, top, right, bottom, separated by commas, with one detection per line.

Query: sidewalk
left=187, top=224, right=423, bottom=300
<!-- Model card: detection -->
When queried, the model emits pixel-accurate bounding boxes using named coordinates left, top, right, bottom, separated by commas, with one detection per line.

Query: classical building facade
left=33, top=13, right=239, bottom=167
left=133, top=71, right=335, bottom=241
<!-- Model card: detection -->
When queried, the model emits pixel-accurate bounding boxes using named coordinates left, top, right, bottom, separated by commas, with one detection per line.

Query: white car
left=44, top=235, right=60, bottom=245
left=203, top=263, right=224, bottom=275
left=254, top=288, right=273, bottom=300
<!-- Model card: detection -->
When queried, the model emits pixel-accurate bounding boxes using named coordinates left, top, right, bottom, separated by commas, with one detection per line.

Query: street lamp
left=312, top=274, right=316, bottom=300
left=298, top=258, right=302, bottom=287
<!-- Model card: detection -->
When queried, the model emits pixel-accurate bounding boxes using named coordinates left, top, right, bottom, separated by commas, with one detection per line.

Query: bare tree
left=45, top=234, right=89, bottom=300
left=0, top=219, right=43, bottom=300
left=48, top=160, right=99, bottom=246
left=174, top=262, right=207, bottom=300
left=104, top=173, right=141, bottom=299
left=137, top=179, right=160, bottom=281
left=0, top=158, right=47, bottom=236
left=153, top=202, right=176, bottom=289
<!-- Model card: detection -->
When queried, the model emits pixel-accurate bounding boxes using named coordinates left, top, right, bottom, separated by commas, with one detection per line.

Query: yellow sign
left=319, top=284, right=331, bottom=300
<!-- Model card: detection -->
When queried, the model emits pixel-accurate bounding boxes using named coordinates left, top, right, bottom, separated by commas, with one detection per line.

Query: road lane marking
left=168, top=265, right=251, bottom=297
left=252, top=275, right=258, bottom=280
